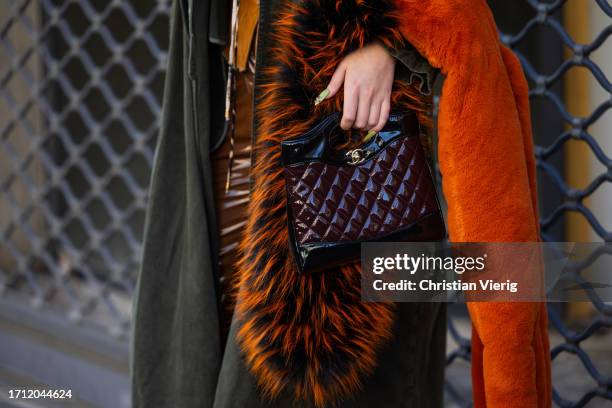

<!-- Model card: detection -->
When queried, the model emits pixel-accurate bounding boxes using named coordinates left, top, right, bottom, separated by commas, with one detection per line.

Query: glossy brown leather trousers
left=212, top=69, right=254, bottom=339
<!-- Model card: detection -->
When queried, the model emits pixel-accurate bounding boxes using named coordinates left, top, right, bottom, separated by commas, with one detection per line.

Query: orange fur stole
left=233, top=0, right=429, bottom=406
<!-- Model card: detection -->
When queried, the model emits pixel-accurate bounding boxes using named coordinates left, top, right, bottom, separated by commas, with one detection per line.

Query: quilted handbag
left=281, top=111, right=446, bottom=274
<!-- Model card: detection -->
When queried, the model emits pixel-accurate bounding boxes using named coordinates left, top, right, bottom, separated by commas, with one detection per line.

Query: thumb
left=315, top=61, right=346, bottom=105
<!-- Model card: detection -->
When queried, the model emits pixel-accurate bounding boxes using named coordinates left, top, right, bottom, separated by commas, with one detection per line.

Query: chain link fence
left=0, top=0, right=610, bottom=407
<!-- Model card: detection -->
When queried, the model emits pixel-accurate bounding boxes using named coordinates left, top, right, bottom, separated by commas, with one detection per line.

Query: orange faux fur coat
left=234, top=0, right=552, bottom=406
left=395, top=1, right=551, bottom=407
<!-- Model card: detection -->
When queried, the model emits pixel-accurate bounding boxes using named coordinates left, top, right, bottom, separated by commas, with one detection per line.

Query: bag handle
left=281, top=111, right=419, bottom=167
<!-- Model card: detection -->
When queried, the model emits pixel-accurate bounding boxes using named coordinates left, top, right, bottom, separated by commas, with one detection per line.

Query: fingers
left=320, top=41, right=395, bottom=132
left=341, top=85, right=358, bottom=130
left=367, top=100, right=381, bottom=130
left=354, top=88, right=372, bottom=130
left=342, top=88, right=390, bottom=132
left=372, top=99, right=390, bottom=132
left=321, top=60, right=347, bottom=102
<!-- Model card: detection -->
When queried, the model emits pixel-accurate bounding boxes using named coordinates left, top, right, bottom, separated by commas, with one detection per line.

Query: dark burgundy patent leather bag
left=281, top=111, right=446, bottom=274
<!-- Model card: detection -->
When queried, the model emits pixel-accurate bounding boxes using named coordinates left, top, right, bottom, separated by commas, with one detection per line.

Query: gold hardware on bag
left=346, top=148, right=371, bottom=165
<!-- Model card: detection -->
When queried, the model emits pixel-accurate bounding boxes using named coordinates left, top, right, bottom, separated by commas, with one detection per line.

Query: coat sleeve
left=386, top=42, right=437, bottom=95
left=394, top=0, right=552, bottom=407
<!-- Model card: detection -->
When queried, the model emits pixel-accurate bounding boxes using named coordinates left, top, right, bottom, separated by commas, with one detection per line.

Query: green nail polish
left=364, top=130, right=377, bottom=142
left=314, top=89, right=330, bottom=106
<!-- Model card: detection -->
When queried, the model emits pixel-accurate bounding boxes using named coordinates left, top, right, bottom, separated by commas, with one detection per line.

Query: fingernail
left=314, top=89, right=330, bottom=106
left=364, top=130, right=377, bottom=142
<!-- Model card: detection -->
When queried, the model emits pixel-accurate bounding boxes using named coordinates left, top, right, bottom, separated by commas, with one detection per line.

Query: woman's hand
left=315, top=42, right=395, bottom=133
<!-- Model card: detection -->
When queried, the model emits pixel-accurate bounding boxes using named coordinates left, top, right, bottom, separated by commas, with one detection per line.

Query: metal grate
left=0, top=0, right=170, bottom=337
left=0, top=0, right=610, bottom=407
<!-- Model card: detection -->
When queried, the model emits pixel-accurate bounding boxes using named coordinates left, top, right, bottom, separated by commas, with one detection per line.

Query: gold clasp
left=346, top=148, right=369, bottom=165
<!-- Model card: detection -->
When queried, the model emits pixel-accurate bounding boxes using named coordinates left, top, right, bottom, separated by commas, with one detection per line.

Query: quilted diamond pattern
left=284, top=135, right=439, bottom=245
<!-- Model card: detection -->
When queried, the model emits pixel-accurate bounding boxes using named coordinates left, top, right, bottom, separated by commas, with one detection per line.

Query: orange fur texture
left=395, top=0, right=552, bottom=407
left=232, top=0, right=432, bottom=406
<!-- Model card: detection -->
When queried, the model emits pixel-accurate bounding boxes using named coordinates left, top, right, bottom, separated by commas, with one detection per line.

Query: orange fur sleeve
left=395, top=0, right=552, bottom=406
